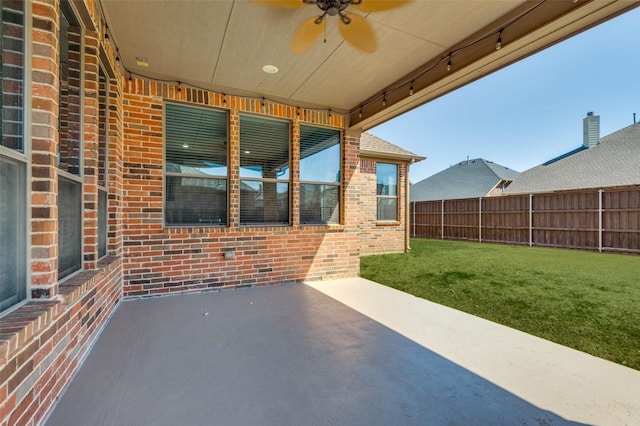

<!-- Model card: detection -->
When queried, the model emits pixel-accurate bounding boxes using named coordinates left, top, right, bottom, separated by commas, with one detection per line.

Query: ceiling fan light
left=327, top=6, right=339, bottom=16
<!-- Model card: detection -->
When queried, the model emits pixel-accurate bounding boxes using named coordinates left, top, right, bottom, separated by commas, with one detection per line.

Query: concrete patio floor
left=45, top=278, right=640, bottom=425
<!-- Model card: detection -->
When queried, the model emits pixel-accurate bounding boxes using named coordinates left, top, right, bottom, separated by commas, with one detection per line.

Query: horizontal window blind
left=239, top=115, right=290, bottom=224
left=165, top=103, right=228, bottom=175
left=0, top=156, right=26, bottom=310
left=165, top=103, right=228, bottom=225
left=58, top=176, right=82, bottom=278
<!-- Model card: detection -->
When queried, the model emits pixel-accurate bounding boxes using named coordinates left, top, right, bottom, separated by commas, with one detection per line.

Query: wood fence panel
left=481, top=195, right=529, bottom=244
left=410, top=186, right=640, bottom=254
left=532, top=191, right=599, bottom=250
left=412, top=200, right=442, bottom=238
left=603, top=189, right=640, bottom=252
left=444, top=199, right=479, bottom=241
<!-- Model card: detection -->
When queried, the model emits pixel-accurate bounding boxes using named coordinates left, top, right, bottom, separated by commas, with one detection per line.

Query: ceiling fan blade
left=352, top=0, right=412, bottom=12
left=291, top=16, right=324, bottom=54
left=250, top=0, right=306, bottom=8
left=339, top=14, right=376, bottom=53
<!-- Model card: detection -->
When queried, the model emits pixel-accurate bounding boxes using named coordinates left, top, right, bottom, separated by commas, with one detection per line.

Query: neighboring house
left=410, top=158, right=520, bottom=202
left=359, top=133, right=426, bottom=255
left=505, top=113, right=640, bottom=194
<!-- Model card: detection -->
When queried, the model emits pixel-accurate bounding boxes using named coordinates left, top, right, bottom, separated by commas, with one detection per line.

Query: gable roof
left=360, top=133, right=425, bottom=162
left=505, top=123, right=640, bottom=194
left=410, top=159, right=520, bottom=202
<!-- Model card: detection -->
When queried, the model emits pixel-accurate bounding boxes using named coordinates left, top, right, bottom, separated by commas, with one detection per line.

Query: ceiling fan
left=251, top=0, right=412, bottom=54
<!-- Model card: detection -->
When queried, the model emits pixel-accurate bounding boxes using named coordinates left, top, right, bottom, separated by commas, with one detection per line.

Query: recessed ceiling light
left=136, top=56, right=149, bottom=67
left=244, top=150, right=251, bottom=154
left=262, top=65, right=279, bottom=74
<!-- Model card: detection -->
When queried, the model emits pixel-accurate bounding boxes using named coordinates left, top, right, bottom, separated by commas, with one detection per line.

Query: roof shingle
left=505, top=123, right=640, bottom=194
left=360, top=133, right=425, bottom=161
left=410, top=159, right=520, bottom=202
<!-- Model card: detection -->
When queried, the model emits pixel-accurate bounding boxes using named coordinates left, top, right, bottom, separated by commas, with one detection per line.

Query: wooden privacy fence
left=410, top=186, right=640, bottom=253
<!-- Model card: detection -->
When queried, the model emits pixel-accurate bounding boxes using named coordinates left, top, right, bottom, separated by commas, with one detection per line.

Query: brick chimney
left=583, top=112, right=600, bottom=148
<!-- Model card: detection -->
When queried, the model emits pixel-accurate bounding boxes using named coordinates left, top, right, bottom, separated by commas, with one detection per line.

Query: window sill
left=300, top=223, right=345, bottom=231
left=376, top=221, right=401, bottom=227
left=0, top=300, right=61, bottom=362
left=58, top=256, right=120, bottom=306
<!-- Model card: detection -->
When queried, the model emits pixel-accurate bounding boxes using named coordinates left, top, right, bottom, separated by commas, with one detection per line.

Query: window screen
left=98, top=188, right=107, bottom=258
left=165, top=103, right=228, bottom=225
left=0, top=1, right=26, bottom=311
left=0, top=157, right=26, bottom=310
left=58, top=3, right=82, bottom=176
left=58, top=176, right=82, bottom=278
left=1, top=1, right=25, bottom=152
left=377, top=163, right=398, bottom=221
left=98, top=65, right=108, bottom=258
left=239, top=115, right=290, bottom=225
left=57, top=3, right=83, bottom=278
left=300, top=125, right=340, bottom=224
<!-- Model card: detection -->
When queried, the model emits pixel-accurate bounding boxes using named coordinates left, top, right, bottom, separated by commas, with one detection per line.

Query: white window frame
left=376, top=162, right=399, bottom=222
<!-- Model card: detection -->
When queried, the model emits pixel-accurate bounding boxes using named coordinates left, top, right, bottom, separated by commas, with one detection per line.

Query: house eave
left=360, top=150, right=426, bottom=163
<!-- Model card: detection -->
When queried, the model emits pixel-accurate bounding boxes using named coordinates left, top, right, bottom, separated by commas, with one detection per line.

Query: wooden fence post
left=479, top=197, right=482, bottom=243
left=598, top=189, right=603, bottom=252
left=529, top=193, right=533, bottom=247
left=412, top=202, right=416, bottom=238
left=441, top=199, right=444, bottom=240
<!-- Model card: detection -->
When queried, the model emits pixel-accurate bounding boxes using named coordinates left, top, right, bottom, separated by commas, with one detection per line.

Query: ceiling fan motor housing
left=313, top=0, right=355, bottom=16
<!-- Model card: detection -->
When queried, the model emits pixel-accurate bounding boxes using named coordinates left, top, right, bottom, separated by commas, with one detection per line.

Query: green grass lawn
left=360, top=238, right=640, bottom=370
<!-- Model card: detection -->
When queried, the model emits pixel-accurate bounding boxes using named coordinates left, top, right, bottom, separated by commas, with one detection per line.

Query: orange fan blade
left=352, top=0, right=413, bottom=12
left=250, top=0, right=306, bottom=8
left=291, top=16, right=324, bottom=54
left=339, top=14, right=376, bottom=53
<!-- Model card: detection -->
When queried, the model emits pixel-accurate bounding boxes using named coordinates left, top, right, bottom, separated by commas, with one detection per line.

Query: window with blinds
left=376, top=163, right=398, bottom=221
left=300, top=125, right=341, bottom=224
left=0, top=0, right=27, bottom=311
left=58, top=3, right=83, bottom=279
left=98, top=65, right=108, bottom=258
left=165, top=103, right=228, bottom=226
left=239, top=115, right=290, bottom=225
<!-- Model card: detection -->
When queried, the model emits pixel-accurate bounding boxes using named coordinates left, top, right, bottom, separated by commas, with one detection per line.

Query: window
left=97, top=65, right=108, bottom=258
left=239, top=115, right=289, bottom=225
left=58, top=2, right=83, bottom=279
left=376, top=163, right=398, bottom=221
left=164, top=103, right=228, bottom=226
left=0, top=0, right=27, bottom=311
left=300, top=125, right=340, bottom=224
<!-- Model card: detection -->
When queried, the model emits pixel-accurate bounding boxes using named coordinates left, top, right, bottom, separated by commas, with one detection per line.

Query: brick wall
left=0, top=0, right=126, bottom=424
left=0, top=259, right=121, bottom=426
left=358, top=157, right=410, bottom=254
left=121, top=82, right=360, bottom=297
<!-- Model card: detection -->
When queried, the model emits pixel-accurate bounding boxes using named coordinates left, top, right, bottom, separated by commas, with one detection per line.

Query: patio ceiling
left=100, top=0, right=638, bottom=130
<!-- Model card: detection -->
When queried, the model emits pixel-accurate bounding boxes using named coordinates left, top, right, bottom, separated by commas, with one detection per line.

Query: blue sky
left=369, top=7, right=640, bottom=183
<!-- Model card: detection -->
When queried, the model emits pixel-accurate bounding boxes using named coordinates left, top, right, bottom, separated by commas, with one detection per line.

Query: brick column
left=31, top=0, right=60, bottom=299
left=290, top=120, right=300, bottom=226
left=342, top=130, right=361, bottom=230
left=228, top=109, right=240, bottom=228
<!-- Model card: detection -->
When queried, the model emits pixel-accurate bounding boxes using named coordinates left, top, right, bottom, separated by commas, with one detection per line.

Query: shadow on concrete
left=46, top=284, right=585, bottom=426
